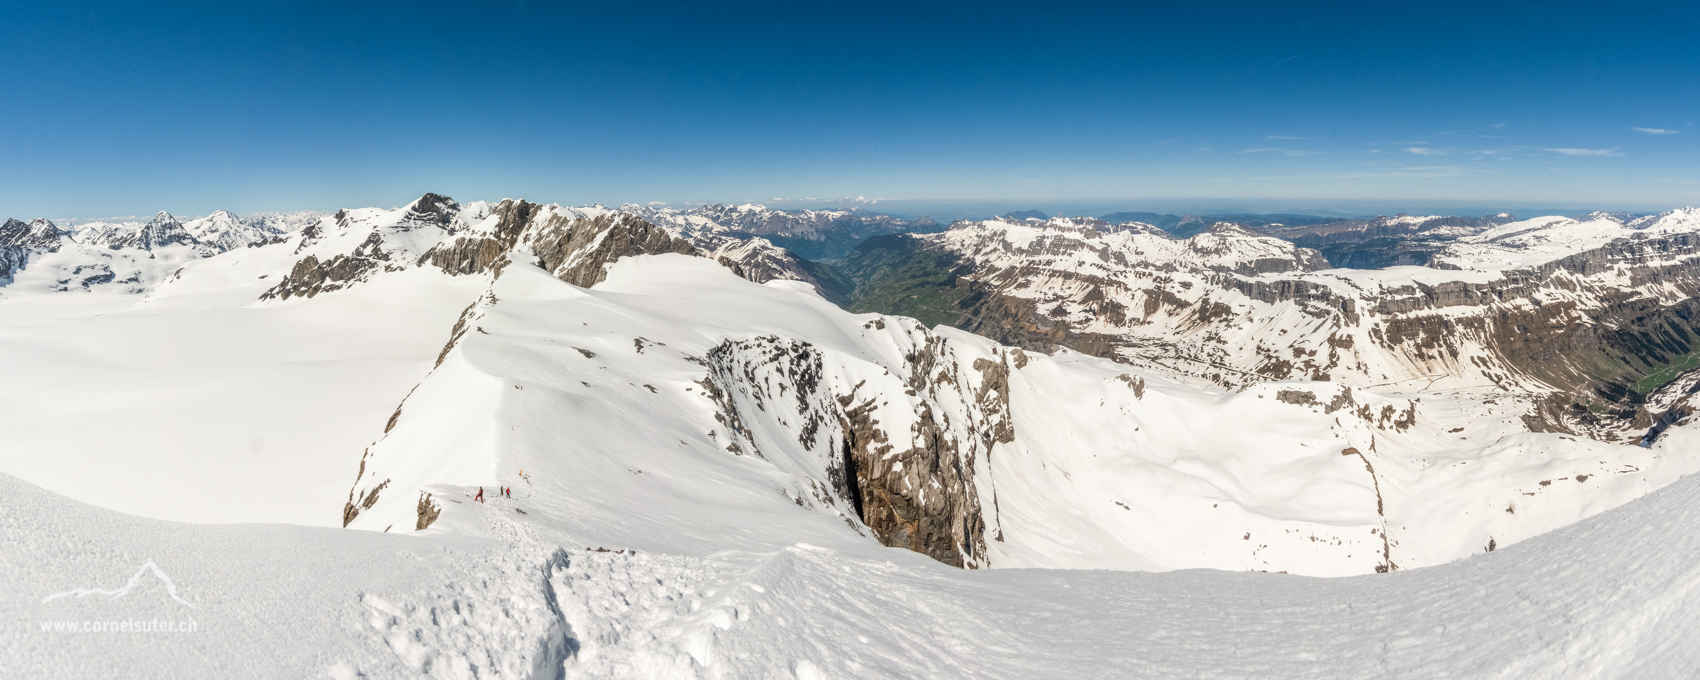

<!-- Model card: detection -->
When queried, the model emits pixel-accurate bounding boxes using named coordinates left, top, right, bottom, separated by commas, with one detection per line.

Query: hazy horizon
left=33, top=194, right=1688, bottom=227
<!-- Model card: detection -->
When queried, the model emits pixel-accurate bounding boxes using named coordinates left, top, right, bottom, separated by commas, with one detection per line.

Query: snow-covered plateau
left=2, top=194, right=1697, bottom=677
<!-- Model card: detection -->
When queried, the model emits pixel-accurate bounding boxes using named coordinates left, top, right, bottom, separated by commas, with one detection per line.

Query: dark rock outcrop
left=532, top=212, right=696, bottom=287
left=1, top=218, right=64, bottom=282
left=697, top=332, right=1012, bottom=568
left=418, top=200, right=697, bottom=288
left=260, top=231, right=392, bottom=300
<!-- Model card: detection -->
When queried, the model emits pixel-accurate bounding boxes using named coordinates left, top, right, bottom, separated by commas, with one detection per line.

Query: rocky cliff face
left=694, top=329, right=1013, bottom=567
left=0, top=218, right=64, bottom=283
left=261, top=229, right=403, bottom=300
left=416, top=199, right=699, bottom=286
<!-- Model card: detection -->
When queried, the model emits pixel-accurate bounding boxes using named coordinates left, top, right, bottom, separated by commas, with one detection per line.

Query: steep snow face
left=336, top=254, right=1700, bottom=576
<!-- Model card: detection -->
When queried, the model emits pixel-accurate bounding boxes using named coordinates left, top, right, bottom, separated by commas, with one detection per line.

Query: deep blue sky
left=3, top=0, right=1697, bottom=219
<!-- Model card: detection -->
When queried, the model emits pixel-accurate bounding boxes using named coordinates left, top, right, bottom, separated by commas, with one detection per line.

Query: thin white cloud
left=1406, top=147, right=1445, bottom=156
left=1263, top=135, right=1310, bottom=140
left=1281, top=150, right=1325, bottom=156
left=1632, top=127, right=1678, bottom=135
left=1230, top=165, right=1478, bottom=180
left=1540, top=147, right=1623, bottom=156
left=1239, top=148, right=1281, bottom=153
left=649, top=201, right=668, bottom=205
left=1398, top=166, right=1472, bottom=174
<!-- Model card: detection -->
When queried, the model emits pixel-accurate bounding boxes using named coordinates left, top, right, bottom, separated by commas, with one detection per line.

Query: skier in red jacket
left=476, top=487, right=484, bottom=503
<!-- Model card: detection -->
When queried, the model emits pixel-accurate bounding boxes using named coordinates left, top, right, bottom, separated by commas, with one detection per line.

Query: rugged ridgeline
left=832, top=210, right=1700, bottom=438
left=0, top=193, right=829, bottom=301
left=623, top=203, right=940, bottom=260
left=1, top=197, right=939, bottom=302
left=258, top=194, right=841, bottom=302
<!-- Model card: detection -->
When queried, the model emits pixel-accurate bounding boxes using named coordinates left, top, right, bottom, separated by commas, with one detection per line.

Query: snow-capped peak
left=1628, top=206, right=1700, bottom=233
left=183, top=210, right=285, bottom=252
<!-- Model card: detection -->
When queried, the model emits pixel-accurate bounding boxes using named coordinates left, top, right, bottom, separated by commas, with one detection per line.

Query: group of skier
left=473, top=485, right=513, bottom=503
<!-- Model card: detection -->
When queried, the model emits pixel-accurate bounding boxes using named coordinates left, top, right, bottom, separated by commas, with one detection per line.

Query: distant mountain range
left=622, top=203, right=942, bottom=260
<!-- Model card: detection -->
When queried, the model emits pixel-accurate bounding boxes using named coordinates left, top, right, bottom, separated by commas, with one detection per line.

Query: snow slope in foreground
left=0, top=267, right=485, bottom=526
left=6, top=464, right=1699, bottom=678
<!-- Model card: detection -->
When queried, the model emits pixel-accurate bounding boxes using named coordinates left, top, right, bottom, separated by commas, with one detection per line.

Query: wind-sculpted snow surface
left=3, top=473, right=581, bottom=679
left=7, top=455, right=1700, bottom=677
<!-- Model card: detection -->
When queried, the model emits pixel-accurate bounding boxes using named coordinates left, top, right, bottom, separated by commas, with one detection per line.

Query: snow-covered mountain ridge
left=839, top=210, right=1700, bottom=441
left=0, top=208, right=327, bottom=292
